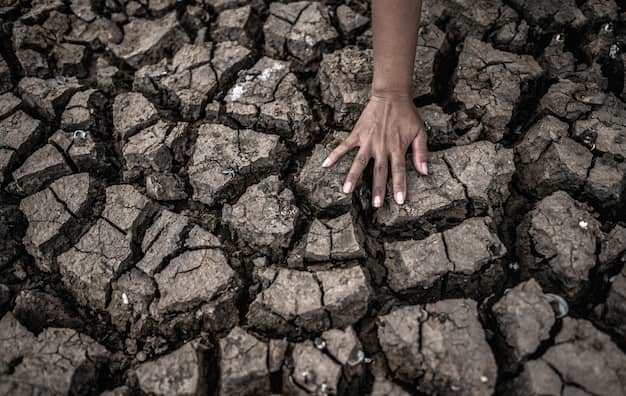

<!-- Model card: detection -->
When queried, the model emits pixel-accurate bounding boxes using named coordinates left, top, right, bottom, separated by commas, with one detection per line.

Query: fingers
left=371, top=154, right=388, bottom=208
left=390, top=153, right=406, bottom=205
left=343, top=147, right=370, bottom=194
left=322, top=136, right=357, bottom=168
left=411, top=128, right=429, bottom=176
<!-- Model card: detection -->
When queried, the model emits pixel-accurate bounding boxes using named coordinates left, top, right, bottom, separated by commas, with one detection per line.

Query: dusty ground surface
left=1, top=0, right=626, bottom=395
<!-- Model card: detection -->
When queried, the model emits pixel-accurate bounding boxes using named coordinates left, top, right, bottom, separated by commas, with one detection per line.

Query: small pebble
left=313, top=337, right=326, bottom=350
left=546, top=293, right=569, bottom=318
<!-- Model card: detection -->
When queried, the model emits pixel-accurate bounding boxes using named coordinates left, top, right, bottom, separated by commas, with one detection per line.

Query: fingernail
left=322, top=157, right=332, bottom=167
left=420, top=162, right=428, bottom=175
left=343, top=181, right=352, bottom=194
left=395, top=191, right=404, bottom=205
left=373, top=196, right=382, bottom=208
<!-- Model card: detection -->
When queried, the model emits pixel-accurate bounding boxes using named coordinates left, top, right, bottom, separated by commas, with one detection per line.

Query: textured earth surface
left=1, top=0, right=626, bottom=395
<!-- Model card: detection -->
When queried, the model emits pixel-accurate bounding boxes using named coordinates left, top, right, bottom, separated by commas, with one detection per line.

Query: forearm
left=371, top=0, right=422, bottom=96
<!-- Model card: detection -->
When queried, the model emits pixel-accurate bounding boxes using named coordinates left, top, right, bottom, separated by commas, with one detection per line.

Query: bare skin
left=321, top=0, right=429, bottom=208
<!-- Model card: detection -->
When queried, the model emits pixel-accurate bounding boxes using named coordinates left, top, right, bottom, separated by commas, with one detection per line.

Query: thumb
left=411, top=130, right=429, bottom=176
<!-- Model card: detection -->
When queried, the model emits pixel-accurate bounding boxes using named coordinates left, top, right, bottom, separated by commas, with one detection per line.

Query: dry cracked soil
left=1, top=0, right=626, bottom=395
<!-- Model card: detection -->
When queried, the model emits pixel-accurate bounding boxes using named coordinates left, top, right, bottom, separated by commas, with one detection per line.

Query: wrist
left=370, top=86, right=412, bottom=99
left=369, top=88, right=413, bottom=103
left=371, top=80, right=412, bottom=97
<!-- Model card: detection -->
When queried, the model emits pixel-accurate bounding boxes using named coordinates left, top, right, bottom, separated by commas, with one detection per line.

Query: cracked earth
left=0, top=0, right=626, bottom=395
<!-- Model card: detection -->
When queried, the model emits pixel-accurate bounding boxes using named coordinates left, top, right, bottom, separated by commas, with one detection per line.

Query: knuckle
left=374, top=163, right=387, bottom=175
left=400, top=134, right=413, bottom=147
left=390, top=140, right=407, bottom=154
left=373, top=186, right=385, bottom=196
left=355, top=154, right=368, bottom=166
left=392, top=162, right=404, bottom=174
left=388, top=139, right=401, bottom=151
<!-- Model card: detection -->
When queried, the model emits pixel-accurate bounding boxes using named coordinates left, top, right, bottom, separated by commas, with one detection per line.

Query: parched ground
left=0, top=0, right=626, bottom=395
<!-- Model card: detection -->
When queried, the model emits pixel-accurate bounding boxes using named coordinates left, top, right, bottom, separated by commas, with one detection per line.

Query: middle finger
left=343, top=146, right=370, bottom=194
left=391, top=152, right=407, bottom=205
left=372, top=153, right=388, bottom=208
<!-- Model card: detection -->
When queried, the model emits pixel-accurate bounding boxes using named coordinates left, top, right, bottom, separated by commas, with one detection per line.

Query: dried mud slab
left=373, top=141, right=514, bottom=236
left=146, top=173, right=188, bottom=201
left=452, top=38, right=544, bottom=142
left=0, top=110, right=44, bottom=184
left=574, top=94, right=626, bottom=158
left=58, top=184, right=156, bottom=309
left=60, top=88, right=107, bottom=132
left=112, top=91, right=160, bottom=140
left=17, top=76, right=83, bottom=120
left=295, top=131, right=356, bottom=215
left=421, top=0, right=523, bottom=42
left=110, top=12, right=190, bottom=68
left=491, top=279, right=556, bottom=370
left=378, top=299, right=497, bottom=394
left=516, top=115, right=589, bottom=197
left=107, top=268, right=156, bottom=337
left=284, top=340, right=343, bottom=395
left=517, top=114, right=625, bottom=207
left=11, top=143, right=73, bottom=194
left=211, top=5, right=260, bottom=47
left=506, top=0, right=586, bottom=33
left=134, top=339, right=208, bottom=396
left=0, top=318, right=110, bottom=396
left=222, top=175, right=300, bottom=256
left=517, top=191, right=603, bottom=302
left=0, top=312, right=35, bottom=374
left=303, top=212, right=366, bottom=263
left=135, top=209, right=190, bottom=276
left=247, top=264, right=371, bottom=336
left=67, top=15, right=123, bottom=50
left=219, top=326, right=270, bottom=396
left=264, top=2, right=339, bottom=70
left=336, top=5, right=369, bottom=38
left=20, top=173, right=95, bottom=271
left=0, top=93, right=20, bottom=119
left=57, top=219, right=131, bottom=309
left=134, top=41, right=253, bottom=119
left=384, top=216, right=506, bottom=298
left=188, top=123, right=285, bottom=206
left=107, top=211, right=240, bottom=336
left=598, top=265, right=626, bottom=340
left=539, top=76, right=606, bottom=123
left=317, top=47, right=373, bottom=130
left=371, top=377, right=410, bottom=396
left=150, top=228, right=239, bottom=319
left=504, top=318, right=626, bottom=396
left=595, top=225, right=626, bottom=338
left=12, top=288, right=82, bottom=333
left=122, top=120, right=191, bottom=181
left=223, top=57, right=316, bottom=146
left=539, top=35, right=576, bottom=79
left=0, top=57, right=12, bottom=93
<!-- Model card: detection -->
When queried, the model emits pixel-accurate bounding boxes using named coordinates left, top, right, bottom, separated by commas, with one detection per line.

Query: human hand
left=321, top=93, right=430, bottom=208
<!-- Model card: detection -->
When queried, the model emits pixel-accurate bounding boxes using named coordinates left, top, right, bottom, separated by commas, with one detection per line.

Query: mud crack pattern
left=1, top=0, right=626, bottom=395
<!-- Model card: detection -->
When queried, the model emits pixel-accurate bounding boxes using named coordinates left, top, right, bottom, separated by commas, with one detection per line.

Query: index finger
left=322, top=136, right=357, bottom=168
